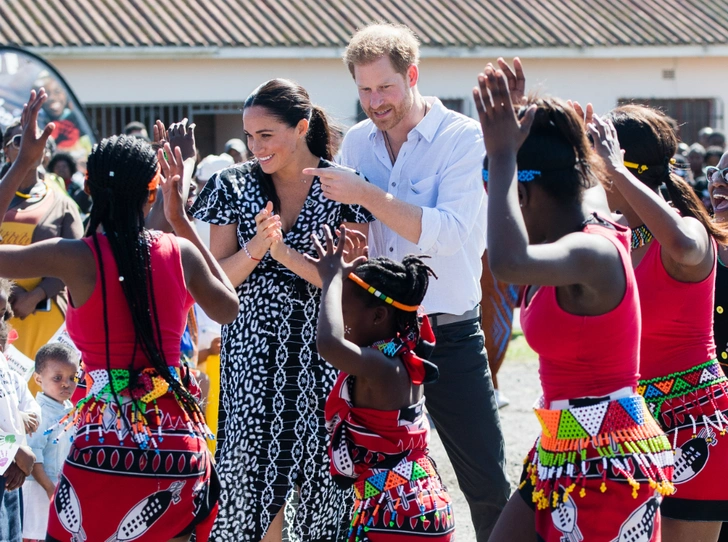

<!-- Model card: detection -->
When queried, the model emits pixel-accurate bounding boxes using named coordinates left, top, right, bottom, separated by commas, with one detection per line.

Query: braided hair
left=85, top=135, right=203, bottom=444
left=351, top=255, right=436, bottom=342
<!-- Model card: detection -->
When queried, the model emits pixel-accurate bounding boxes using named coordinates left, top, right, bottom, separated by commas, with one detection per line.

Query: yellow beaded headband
left=624, top=158, right=676, bottom=175
left=348, top=273, right=420, bottom=312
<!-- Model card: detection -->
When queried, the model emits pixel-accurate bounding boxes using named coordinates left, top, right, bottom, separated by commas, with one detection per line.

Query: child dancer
left=475, top=67, right=673, bottom=541
left=22, top=343, right=78, bottom=542
left=308, top=225, right=454, bottom=541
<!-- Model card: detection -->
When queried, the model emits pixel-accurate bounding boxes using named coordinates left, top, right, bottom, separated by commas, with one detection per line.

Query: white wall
left=48, top=54, right=726, bottom=131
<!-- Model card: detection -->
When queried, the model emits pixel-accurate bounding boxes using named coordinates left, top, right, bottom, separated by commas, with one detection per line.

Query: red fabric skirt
left=639, top=360, right=728, bottom=521
left=46, top=392, right=218, bottom=542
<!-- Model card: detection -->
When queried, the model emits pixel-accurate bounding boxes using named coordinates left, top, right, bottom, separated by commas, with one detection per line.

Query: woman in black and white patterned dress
left=191, top=79, right=372, bottom=542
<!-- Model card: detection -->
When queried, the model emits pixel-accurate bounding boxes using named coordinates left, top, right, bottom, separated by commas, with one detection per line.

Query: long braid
left=86, top=135, right=205, bottom=446
left=353, top=255, right=436, bottom=342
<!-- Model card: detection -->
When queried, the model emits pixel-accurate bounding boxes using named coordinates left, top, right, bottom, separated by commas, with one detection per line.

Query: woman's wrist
left=245, top=235, right=268, bottom=261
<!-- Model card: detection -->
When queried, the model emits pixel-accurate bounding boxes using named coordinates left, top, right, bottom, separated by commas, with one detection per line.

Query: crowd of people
left=0, top=20, right=726, bottom=542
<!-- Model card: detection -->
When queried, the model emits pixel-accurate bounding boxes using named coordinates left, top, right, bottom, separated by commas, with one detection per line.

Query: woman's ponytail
left=306, top=105, right=332, bottom=161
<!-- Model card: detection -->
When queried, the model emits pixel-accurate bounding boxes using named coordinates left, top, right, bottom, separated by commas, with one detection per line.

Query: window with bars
left=85, top=102, right=244, bottom=156
left=616, top=98, right=721, bottom=145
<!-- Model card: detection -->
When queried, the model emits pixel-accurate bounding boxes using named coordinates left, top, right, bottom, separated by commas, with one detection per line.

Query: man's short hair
left=344, top=23, right=420, bottom=78
left=35, top=343, right=80, bottom=374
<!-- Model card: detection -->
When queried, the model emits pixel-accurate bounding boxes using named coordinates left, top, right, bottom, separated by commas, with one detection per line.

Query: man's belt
left=427, top=305, right=481, bottom=327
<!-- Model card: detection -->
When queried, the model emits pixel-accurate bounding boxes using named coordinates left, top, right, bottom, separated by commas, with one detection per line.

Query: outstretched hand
left=305, top=225, right=366, bottom=283
left=153, top=118, right=196, bottom=161
left=472, top=67, right=537, bottom=157
left=496, top=57, right=526, bottom=106
left=157, top=143, right=187, bottom=226
left=588, top=114, right=626, bottom=175
left=567, top=100, right=594, bottom=128
left=16, top=88, right=55, bottom=172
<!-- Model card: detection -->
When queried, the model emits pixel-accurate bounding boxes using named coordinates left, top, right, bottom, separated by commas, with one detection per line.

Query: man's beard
left=367, top=92, right=414, bottom=131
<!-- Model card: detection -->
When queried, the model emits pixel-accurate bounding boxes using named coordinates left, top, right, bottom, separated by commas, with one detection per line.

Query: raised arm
left=0, top=89, right=55, bottom=231
left=305, top=226, right=401, bottom=379
left=589, top=115, right=711, bottom=268
left=474, top=67, right=619, bottom=288
left=158, top=145, right=239, bottom=324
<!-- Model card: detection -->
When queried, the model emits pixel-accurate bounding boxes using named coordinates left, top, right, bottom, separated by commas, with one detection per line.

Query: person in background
left=46, top=151, right=91, bottom=214
left=193, top=154, right=235, bottom=248
left=677, top=142, right=690, bottom=156
left=0, top=120, right=84, bottom=393
left=706, top=150, right=728, bottom=542
left=22, top=343, right=78, bottom=542
left=707, top=146, right=724, bottom=168
left=699, top=127, right=715, bottom=148
left=708, top=131, right=726, bottom=151
left=123, top=120, right=150, bottom=141
left=688, top=143, right=707, bottom=180
left=224, top=138, right=246, bottom=164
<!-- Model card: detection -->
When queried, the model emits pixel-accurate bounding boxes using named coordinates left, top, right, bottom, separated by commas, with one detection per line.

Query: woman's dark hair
left=607, top=105, right=728, bottom=245
left=85, top=135, right=204, bottom=445
left=244, top=78, right=333, bottom=211
left=352, top=255, right=436, bottom=341
left=483, top=96, right=602, bottom=203
left=47, top=152, right=77, bottom=179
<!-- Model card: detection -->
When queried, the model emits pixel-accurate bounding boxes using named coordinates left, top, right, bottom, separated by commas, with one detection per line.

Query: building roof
left=0, top=0, right=726, bottom=50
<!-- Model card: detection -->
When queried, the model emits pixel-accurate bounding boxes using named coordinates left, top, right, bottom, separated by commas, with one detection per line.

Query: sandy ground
left=427, top=331, right=541, bottom=542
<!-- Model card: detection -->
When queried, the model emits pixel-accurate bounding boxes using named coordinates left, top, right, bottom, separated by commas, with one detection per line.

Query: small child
left=309, top=226, right=454, bottom=541
left=22, top=343, right=78, bottom=542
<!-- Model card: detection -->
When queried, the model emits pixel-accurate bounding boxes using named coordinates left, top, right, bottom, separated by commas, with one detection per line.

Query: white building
left=2, top=0, right=725, bottom=155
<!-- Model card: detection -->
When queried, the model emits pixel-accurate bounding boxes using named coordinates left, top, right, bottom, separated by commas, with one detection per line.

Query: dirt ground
left=428, top=331, right=541, bottom=541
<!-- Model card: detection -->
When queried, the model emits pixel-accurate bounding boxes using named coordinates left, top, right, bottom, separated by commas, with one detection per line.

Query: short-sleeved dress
left=191, top=159, right=373, bottom=541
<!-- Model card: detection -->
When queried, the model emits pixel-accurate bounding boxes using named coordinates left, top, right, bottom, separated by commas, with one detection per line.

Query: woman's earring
left=345, top=325, right=352, bottom=336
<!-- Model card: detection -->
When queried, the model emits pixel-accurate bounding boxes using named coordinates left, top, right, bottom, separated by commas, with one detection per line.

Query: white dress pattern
left=191, top=160, right=372, bottom=541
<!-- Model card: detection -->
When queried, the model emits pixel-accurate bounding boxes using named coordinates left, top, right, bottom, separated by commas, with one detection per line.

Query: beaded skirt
left=638, top=359, right=728, bottom=521
left=519, top=393, right=674, bottom=542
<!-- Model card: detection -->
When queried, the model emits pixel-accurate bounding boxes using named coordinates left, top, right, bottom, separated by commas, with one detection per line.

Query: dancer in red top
left=475, top=66, right=673, bottom=542
left=590, top=106, right=728, bottom=542
left=0, top=90, right=239, bottom=541
left=309, top=225, right=454, bottom=541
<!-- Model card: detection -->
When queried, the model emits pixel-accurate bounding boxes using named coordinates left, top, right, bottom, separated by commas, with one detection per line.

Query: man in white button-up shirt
left=308, top=23, right=509, bottom=541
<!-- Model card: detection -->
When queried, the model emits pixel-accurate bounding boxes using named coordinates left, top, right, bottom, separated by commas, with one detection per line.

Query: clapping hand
left=472, top=66, right=537, bottom=157
left=495, top=57, right=527, bottom=106
left=305, top=225, right=367, bottom=283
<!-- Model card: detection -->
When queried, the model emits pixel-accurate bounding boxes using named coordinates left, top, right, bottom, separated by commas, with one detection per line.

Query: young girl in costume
left=307, top=225, right=454, bottom=541
left=0, top=89, right=239, bottom=542
left=591, top=106, right=728, bottom=542
left=475, top=67, right=674, bottom=542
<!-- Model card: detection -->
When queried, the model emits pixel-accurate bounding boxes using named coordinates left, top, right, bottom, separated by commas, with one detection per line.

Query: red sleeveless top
left=66, top=232, right=194, bottom=371
left=520, top=216, right=640, bottom=403
left=635, top=238, right=716, bottom=379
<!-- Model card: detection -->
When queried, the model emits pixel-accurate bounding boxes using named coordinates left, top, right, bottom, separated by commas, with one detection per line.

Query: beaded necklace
left=631, top=223, right=653, bottom=250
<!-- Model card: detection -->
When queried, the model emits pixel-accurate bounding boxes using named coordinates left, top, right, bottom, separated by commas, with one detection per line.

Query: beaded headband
left=624, top=157, right=676, bottom=175
left=482, top=169, right=541, bottom=183
left=348, top=273, right=420, bottom=312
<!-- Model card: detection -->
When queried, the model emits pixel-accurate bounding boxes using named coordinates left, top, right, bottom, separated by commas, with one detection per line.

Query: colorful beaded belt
left=47, top=366, right=212, bottom=451
left=525, top=394, right=674, bottom=509
left=353, top=456, right=437, bottom=501
left=638, top=359, right=727, bottom=414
